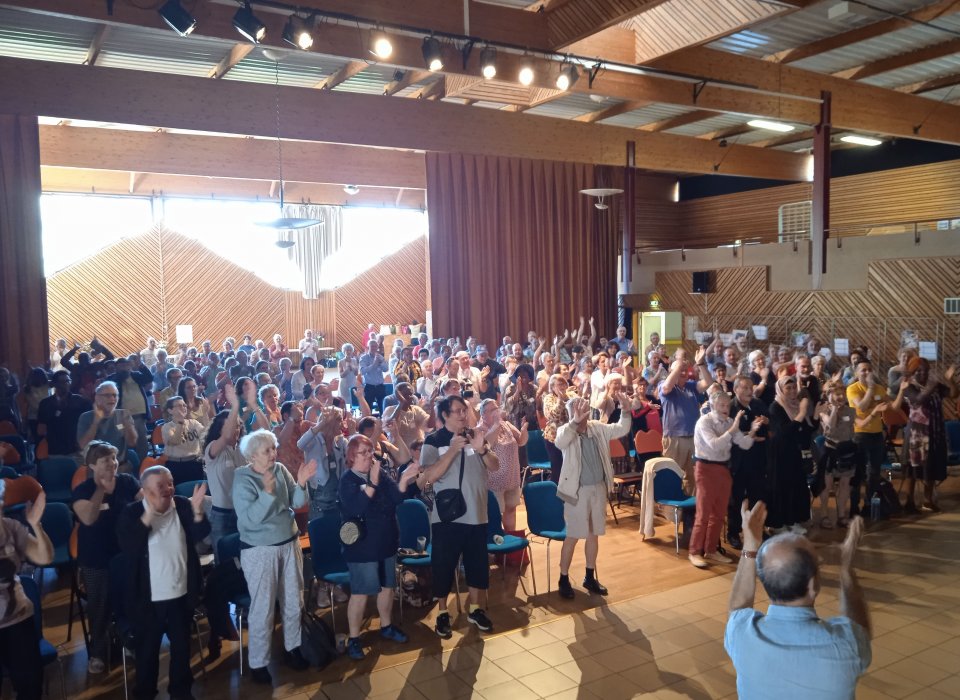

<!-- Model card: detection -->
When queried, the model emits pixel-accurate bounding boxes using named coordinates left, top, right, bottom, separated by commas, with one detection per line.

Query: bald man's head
left=756, top=534, right=819, bottom=604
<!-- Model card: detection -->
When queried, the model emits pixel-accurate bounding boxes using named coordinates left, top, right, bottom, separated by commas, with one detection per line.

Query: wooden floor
left=18, top=478, right=960, bottom=700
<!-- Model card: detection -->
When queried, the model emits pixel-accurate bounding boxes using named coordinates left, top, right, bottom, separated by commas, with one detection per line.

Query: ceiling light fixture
left=840, top=134, right=883, bottom=146
left=158, top=0, right=197, bottom=36
left=233, top=1, right=266, bottom=44
left=480, top=45, right=497, bottom=79
left=556, top=63, right=579, bottom=91
left=282, top=15, right=313, bottom=50
left=580, top=187, right=624, bottom=210
left=343, top=184, right=360, bottom=195
left=422, top=36, right=443, bottom=71
left=747, top=119, right=794, bottom=133
left=371, top=32, right=392, bottom=60
left=518, top=57, right=535, bottom=86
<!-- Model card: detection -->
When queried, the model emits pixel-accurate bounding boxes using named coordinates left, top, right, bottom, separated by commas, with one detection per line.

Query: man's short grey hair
left=734, top=376, right=754, bottom=391
left=342, top=343, right=354, bottom=354
left=141, top=465, right=173, bottom=487
left=240, top=429, right=279, bottom=460
left=95, top=380, right=119, bottom=396
left=708, top=388, right=730, bottom=410
left=756, top=533, right=818, bottom=603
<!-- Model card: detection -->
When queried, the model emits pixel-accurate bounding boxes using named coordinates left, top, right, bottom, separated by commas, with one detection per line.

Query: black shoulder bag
left=434, top=450, right=467, bottom=523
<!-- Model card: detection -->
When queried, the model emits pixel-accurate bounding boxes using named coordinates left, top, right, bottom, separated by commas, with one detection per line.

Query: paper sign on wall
left=719, top=333, right=733, bottom=346
left=694, top=332, right=713, bottom=345
left=685, top=317, right=699, bottom=341
left=793, top=332, right=810, bottom=348
left=834, top=338, right=849, bottom=356
left=175, top=325, right=193, bottom=344
left=919, top=341, right=938, bottom=361
left=732, top=330, right=748, bottom=343
left=752, top=325, right=768, bottom=341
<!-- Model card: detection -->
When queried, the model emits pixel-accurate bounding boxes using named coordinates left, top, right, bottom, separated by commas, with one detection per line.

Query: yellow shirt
left=846, top=381, right=887, bottom=434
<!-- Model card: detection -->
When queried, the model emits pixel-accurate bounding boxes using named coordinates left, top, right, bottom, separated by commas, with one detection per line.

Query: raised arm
left=838, top=517, right=871, bottom=636
left=729, top=500, right=766, bottom=611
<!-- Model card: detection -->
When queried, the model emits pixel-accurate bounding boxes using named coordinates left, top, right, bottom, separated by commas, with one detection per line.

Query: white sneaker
left=87, top=657, right=106, bottom=674
left=316, top=587, right=332, bottom=609
left=704, top=551, right=733, bottom=564
left=688, top=554, right=709, bottom=569
left=332, top=585, right=349, bottom=604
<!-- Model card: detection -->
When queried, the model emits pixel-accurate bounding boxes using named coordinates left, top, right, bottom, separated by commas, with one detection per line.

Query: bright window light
left=840, top=135, right=882, bottom=147
left=747, top=119, right=795, bottom=132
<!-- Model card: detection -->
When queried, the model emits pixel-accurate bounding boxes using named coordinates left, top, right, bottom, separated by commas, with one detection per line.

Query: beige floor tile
left=350, top=667, right=407, bottom=696
left=518, top=667, right=579, bottom=696
left=555, top=656, right=611, bottom=684
left=869, top=642, right=906, bottom=670
left=368, top=686, right=429, bottom=700
left=904, top=688, right=957, bottom=700
left=479, top=635, right=526, bottom=661
left=591, top=646, right=656, bottom=674
left=530, top=639, right=589, bottom=665
left=618, top=661, right=671, bottom=693
left=390, top=655, right=446, bottom=684
left=479, top=680, right=542, bottom=700
left=491, top=649, right=552, bottom=677
left=413, top=672, right=475, bottom=699
left=860, top=668, right=926, bottom=699
left=874, top=631, right=933, bottom=657
left=884, top=657, right=952, bottom=688
left=453, top=660, right=515, bottom=691
left=583, top=673, right=642, bottom=700
left=687, top=665, right=739, bottom=697
left=915, top=645, right=960, bottom=675
left=929, top=676, right=960, bottom=699
left=321, top=679, right=367, bottom=700
left=542, top=687, right=601, bottom=700
left=511, top=624, right=562, bottom=649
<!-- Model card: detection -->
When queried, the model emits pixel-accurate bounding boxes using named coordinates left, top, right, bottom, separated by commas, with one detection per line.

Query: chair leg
left=193, top=616, right=206, bottom=678
left=527, top=546, right=537, bottom=597
left=546, top=540, right=552, bottom=595
left=57, top=658, right=66, bottom=700
left=398, top=566, right=405, bottom=625
left=328, top=583, right=337, bottom=634
left=674, top=508, right=680, bottom=556
left=237, top=609, right=244, bottom=676
left=121, top=642, right=130, bottom=700
left=608, top=492, right=619, bottom=525
left=454, top=558, right=463, bottom=614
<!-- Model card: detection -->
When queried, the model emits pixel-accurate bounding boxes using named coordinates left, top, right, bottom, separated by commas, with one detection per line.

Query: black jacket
left=107, top=367, right=153, bottom=417
left=116, top=497, right=210, bottom=627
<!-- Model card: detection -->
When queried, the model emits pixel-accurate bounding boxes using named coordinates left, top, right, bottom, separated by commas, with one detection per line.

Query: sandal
left=820, top=517, right=834, bottom=529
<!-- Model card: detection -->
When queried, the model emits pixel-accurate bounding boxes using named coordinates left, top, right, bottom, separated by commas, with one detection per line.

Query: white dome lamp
left=580, top=187, right=624, bottom=210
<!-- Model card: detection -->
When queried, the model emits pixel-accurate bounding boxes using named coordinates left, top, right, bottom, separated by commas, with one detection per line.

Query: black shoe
left=467, top=608, right=493, bottom=632
left=250, top=666, right=273, bottom=685
left=284, top=647, right=309, bottom=671
left=583, top=578, right=608, bottom=596
left=435, top=612, right=453, bottom=639
left=558, top=576, right=575, bottom=600
left=727, top=534, right=743, bottom=550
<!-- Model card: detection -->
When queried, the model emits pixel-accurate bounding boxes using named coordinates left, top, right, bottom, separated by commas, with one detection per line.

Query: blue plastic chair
left=125, top=449, right=141, bottom=475
left=486, top=491, right=536, bottom=596
left=524, top=429, right=553, bottom=482
left=396, top=498, right=434, bottom=621
left=946, top=420, right=960, bottom=465
left=36, top=456, right=79, bottom=504
left=216, top=533, right=252, bottom=675
left=652, top=468, right=696, bottom=556
left=523, top=481, right=566, bottom=594
left=307, top=513, right=351, bottom=633
left=37, top=501, right=88, bottom=645
left=19, top=575, right=66, bottom=699
left=174, top=479, right=208, bottom=498
left=0, top=434, right=32, bottom=474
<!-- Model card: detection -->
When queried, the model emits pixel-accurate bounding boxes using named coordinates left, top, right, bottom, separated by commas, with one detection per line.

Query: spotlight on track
left=158, top=0, right=197, bottom=37
left=518, top=56, right=534, bottom=86
left=282, top=15, right=313, bottom=50
left=233, top=2, right=266, bottom=44
left=422, top=36, right=443, bottom=71
left=371, top=32, right=393, bottom=60
left=480, top=45, right=497, bottom=79
left=556, top=63, right=579, bottom=91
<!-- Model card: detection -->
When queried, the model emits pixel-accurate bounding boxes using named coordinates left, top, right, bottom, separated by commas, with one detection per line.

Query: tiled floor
left=31, top=490, right=960, bottom=699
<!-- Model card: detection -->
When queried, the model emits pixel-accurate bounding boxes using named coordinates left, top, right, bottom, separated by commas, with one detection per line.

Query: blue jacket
left=338, top=470, right=404, bottom=563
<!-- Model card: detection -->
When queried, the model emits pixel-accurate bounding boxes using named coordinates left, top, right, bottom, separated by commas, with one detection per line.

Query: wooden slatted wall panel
left=653, top=258, right=960, bottom=370
left=676, top=159, right=960, bottom=248
left=46, top=228, right=164, bottom=355
left=334, top=237, right=428, bottom=347
left=636, top=173, right=682, bottom=250
left=47, top=229, right=428, bottom=356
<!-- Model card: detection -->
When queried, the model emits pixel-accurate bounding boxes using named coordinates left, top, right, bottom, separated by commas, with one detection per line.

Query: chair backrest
left=652, top=468, right=686, bottom=502
left=149, top=405, right=164, bottom=423
left=486, top=490, right=505, bottom=540
left=0, top=436, right=24, bottom=465
left=140, top=455, right=168, bottom=476
left=634, top=429, right=663, bottom=458
left=71, top=466, right=90, bottom=490
left=883, top=407, right=908, bottom=431
left=946, top=420, right=960, bottom=452
left=175, top=480, right=208, bottom=498
left=526, top=429, right=551, bottom=463
left=35, top=439, right=49, bottom=461
left=308, top=513, right=348, bottom=578
left=609, top=439, right=627, bottom=459
left=37, top=456, right=80, bottom=493
left=645, top=411, right=663, bottom=434
left=126, top=449, right=141, bottom=473
left=217, top=532, right=242, bottom=564
left=40, top=501, right=75, bottom=547
left=523, top=481, right=565, bottom=535
left=17, top=575, right=44, bottom=639
left=2, top=475, right=42, bottom=507
left=0, top=420, right=18, bottom=436
left=152, top=425, right=164, bottom=445
left=396, top=498, right=431, bottom=550
left=0, top=465, right=17, bottom=479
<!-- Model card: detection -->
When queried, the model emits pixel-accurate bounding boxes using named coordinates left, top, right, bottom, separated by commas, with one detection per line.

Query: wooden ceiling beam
left=83, top=24, right=110, bottom=66
left=38, top=125, right=428, bottom=189
left=572, top=100, right=650, bottom=123
left=384, top=70, right=432, bottom=96
left=316, top=60, right=367, bottom=90
left=408, top=78, right=446, bottom=100
left=546, top=0, right=670, bottom=48
left=771, top=0, right=960, bottom=64
left=900, top=71, right=960, bottom=94
left=697, top=124, right=752, bottom=141
left=208, top=43, right=254, bottom=79
left=639, top=109, right=715, bottom=132
left=7, top=57, right=809, bottom=179
left=650, top=46, right=960, bottom=145
left=751, top=128, right=815, bottom=148
left=835, top=38, right=960, bottom=81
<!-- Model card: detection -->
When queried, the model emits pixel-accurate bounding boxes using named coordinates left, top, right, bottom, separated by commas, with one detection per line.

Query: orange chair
left=140, top=455, right=167, bottom=476
left=35, top=438, right=49, bottom=460
left=71, top=466, right=90, bottom=490
left=634, top=429, right=664, bottom=460
left=149, top=405, right=164, bottom=423
left=152, top=425, right=164, bottom=447
left=0, top=420, right=17, bottom=435
left=0, top=441, right=19, bottom=466
left=2, top=475, right=42, bottom=508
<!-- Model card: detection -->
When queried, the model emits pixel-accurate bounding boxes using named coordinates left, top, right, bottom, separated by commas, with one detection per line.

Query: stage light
left=422, top=36, right=443, bottom=71
left=480, top=46, right=497, bottom=79
left=518, top=57, right=534, bottom=86
left=282, top=15, right=313, bottom=50
left=233, top=2, right=266, bottom=44
left=372, top=32, right=392, bottom=60
left=556, top=63, right=579, bottom=91
left=158, top=0, right=197, bottom=36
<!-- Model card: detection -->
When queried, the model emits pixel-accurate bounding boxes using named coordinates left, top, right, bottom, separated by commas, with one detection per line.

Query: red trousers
left=690, top=460, right=732, bottom=555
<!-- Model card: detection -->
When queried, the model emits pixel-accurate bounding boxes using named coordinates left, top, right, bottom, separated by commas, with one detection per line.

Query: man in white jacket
left=554, top=393, right=640, bottom=599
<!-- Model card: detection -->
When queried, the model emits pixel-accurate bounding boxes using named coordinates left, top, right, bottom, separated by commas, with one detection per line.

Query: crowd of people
left=0, top=320, right=955, bottom=698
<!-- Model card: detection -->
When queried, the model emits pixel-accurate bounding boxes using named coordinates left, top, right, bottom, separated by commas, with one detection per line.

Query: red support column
left=811, top=90, right=831, bottom=289
left=621, top=141, right=636, bottom=294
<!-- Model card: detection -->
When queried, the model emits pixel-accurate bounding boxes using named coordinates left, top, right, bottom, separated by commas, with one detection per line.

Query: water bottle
left=870, top=493, right=881, bottom=521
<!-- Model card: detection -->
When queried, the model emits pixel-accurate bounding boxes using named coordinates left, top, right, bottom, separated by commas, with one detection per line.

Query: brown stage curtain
left=426, top=153, right=619, bottom=347
left=0, top=114, right=47, bottom=374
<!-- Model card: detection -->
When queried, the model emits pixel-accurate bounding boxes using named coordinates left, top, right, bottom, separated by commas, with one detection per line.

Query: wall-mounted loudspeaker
left=692, top=271, right=714, bottom=294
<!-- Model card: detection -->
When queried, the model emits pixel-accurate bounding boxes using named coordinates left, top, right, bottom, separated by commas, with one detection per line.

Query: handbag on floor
left=301, top=611, right=338, bottom=668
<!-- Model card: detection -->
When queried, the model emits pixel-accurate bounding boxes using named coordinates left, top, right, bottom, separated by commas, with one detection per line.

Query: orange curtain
left=0, top=114, right=47, bottom=373
left=426, top=153, right=619, bottom=346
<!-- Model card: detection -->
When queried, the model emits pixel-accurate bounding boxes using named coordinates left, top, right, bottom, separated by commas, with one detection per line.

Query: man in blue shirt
left=725, top=500, right=871, bottom=699
left=358, top=339, right=389, bottom=414
left=658, top=346, right=712, bottom=496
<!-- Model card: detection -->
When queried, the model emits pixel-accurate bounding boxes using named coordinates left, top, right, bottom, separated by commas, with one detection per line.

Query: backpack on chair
left=300, top=611, right=338, bottom=668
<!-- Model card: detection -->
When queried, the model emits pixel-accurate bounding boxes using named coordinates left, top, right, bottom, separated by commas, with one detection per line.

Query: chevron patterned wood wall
left=46, top=227, right=427, bottom=358
left=653, top=259, right=960, bottom=373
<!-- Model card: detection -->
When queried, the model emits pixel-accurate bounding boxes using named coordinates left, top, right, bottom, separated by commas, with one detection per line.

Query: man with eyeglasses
left=77, top=381, right=139, bottom=472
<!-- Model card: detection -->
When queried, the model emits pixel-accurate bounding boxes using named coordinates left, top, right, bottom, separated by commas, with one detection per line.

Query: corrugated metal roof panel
left=918, top=84, right=960, bottom=101
left=791, top=24, right=958, bottom=74
left=97, top=26, right=227, bottom=77
left=774, top=138, right=814, bottom=151
left=0, top=6, right=98, bottom=64
left=224, top=51, right=342, bottom=87
left=600, top=103, right=692, bottom=128
left=862, top=55, right=960, bottom=88
left=335, top=63, right=399, bottom=94
left=666, top=112, right=752, bottom=136
left=525, top=92, right=617, bottom=119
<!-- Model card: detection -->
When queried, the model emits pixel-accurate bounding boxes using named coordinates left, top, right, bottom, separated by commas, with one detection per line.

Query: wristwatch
left=741, top=550, right=758, bottom=559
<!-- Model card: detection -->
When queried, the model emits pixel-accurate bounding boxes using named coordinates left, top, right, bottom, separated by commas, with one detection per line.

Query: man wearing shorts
left=554, top=393, right=640, bottom=599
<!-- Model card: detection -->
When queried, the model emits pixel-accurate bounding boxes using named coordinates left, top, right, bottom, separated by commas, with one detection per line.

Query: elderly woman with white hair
left=748, top=349, right=776, bottom=408
left=338, top=342, right=359, bottom=403
left=594, top=371, right=626, bottom=423
left=232, top=429, right=317, bottom=685
left=689, top=391, right=763, bottom=569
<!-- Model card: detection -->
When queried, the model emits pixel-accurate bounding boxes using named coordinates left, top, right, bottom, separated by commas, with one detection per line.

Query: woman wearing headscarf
left=766, top=375, right=813, bottom=533
left=891, top=358, right=959, bottom=512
